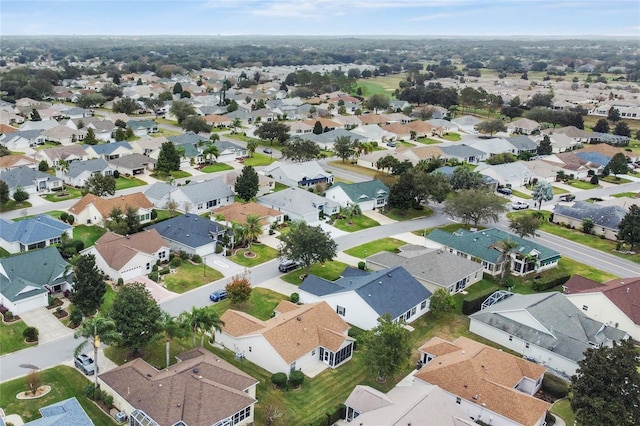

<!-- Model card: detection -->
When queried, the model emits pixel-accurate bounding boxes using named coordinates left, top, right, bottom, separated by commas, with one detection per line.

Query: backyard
left=73, top=224, right=107, bottom=248
left=280, top=260, right=349, bottom=285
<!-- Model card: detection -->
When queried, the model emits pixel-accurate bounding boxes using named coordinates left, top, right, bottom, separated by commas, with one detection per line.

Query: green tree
left=0, top=145, right=11, bottom=157
left=280, top=137, right=320, bottom=162
left=172, top=82, right=183, bottom=94
left=169, top=100, right=196, bottom=124
left=114, top=128, right=126, bottom=141
left=593, top=118, right=610, bottom=133
left=202, top=143, right=219, bottom=164
left=0, top=180, right=9, bottom=205
left=614, top=122, right=631, bottom=137
left=443, top=188, right=509, bottom=226
left=100, top=83, right=122, bottom=101
left=112, top=98, right=138, bottom=114
left=412, top=169, right=451, bottom=204
left=362, top=314, right=411, bottom=382
left=109, top=282, right=162, bottom=354
left=157, top=311, right=188, bottom=369
left=76, top=93, right=106, bottom=109
left=531, top=181, right=554, bottom=209
left=71, top=254, right=107, bottom=316
left=571, top=339, right=640, bottom=426
left=244, top=213, right=263, bottom=254
left=158, top=91, right=173, bottom=101
left=246, top=140, right=258, bottom=158
left=82, top=174, right=116, bottom=197
left=388, top=173, right=416, bottom=211
left=475, top=119, right=507, bottom=136
left=334, top=136, right=355, bottom=163
left=13, top=187, right=29, bottom=203
left=341, top=203, right=362, bottom=225
left=618, top=205, right=640, bottom=250
left=582, top=217, right=594, bottom=234
left=156, top=142, right=181, bottom=173
left=365, top=93, right=390, bottom=113
left=537, top=135, right=553, bottom=155
left=180, top=307, right=224, bottom=348
left=30, top=108, right=42, bottom=121
left=83, top=127, right=98, bottom=145
left=278, top=221, right=338, bottom=276
left=255, top=121, right=291, bottom=146
left=509, top=213, right=541, bottom=238
left=497, top=238, right=520, bottom=281
left=312, top=121, right=323, bottom=135
left=449, top=167, right=485, bottom=191
left=608, top=152, right=629, bottom=176
left=74, top=314, right=119, bottom=388
left=225, top=272, right=252, bottom=305
left=181, top=116, right=211, bottom=134
left=429, top=288, right=455, bottom=319
left=234, top=165, right=259, bottom=201
left=607, top=106, right=621, bottom=122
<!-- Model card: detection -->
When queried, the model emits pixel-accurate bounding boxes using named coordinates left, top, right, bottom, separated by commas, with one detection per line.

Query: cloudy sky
left=2, top=0, right=639, bottom=37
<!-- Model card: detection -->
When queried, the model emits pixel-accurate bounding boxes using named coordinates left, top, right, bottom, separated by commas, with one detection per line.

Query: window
left=312, top=349, right=316, bottom=356
left=146, top=263, right=150, bottom=270
left=456, top=397, right=461, bottom=405
left=231, top=406, right=251, bottom=425
left=509, top=335, right=513, bottom=341
left=197, top=203, right=203, bottom=210
left=525, top=342, right=530, bottom=349
left=421, top=300, right=427, bottom=310
left=336, top=305, right=346, bottom=316
left=582, top=305, right=588, bottom=311
left=248, top=346, right=252, bottom=352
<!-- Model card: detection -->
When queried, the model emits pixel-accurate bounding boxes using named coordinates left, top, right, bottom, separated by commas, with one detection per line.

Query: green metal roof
left=331, top=180, right=389, bottom=203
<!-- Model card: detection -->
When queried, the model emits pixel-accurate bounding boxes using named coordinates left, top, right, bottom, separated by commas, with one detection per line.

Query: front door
left=323, top=350, right=330, bottom=365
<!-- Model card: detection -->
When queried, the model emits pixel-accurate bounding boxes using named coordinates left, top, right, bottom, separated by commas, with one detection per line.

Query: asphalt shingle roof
left=26, top=397, right=94, bottom=426
left=66, top=158, right=109, bottom=178
left=553, top=201, right=627, bottom=230
left=330, top=180, right=389, bottom=204
left=83, top=141, right=133, bottom=155
left=0, top=214, right=71, bottom=246
left=0, top=166, right=62, bottom=190
left=145, top=214, right=225, bottom=249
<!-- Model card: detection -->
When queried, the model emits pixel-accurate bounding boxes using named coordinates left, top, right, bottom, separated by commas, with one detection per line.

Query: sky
left=1, top=0, right=639, bottom=37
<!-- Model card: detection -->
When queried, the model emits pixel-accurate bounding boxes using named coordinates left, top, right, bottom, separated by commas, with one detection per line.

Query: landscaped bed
left=229, top=243, right=279, bottom=267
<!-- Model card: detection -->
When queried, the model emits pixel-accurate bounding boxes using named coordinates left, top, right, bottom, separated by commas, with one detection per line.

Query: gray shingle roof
left=300, top=266, right=431, bottom=319
left=66, top=158, right=110, bottom=178
left=0, top=166, right=62, bottom=190
left=145, top=214, right=225, bottom=249
left=553, top=201, right=626, bottom=231
left=258, top=187, right=339, bottom=216
left=143, top=182, right=174, bottom=201
left=83, top=141, right=133, bottom=155
left=0, top=214, right=71, bottom=245
left=440, top=144, right=485, bottom=159
left=26, top=397, right=94, bottom=426
left=107, top=153, right=156, bottom=169
left=470, top=292, right=628, bottom=362
left=178, top=178, right=235, bottom=205
left=505, top=136, right=538, bottom=151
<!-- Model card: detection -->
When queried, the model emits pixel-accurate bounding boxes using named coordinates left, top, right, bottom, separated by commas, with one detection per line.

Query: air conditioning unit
left=115, top=412, right=127, bottom=423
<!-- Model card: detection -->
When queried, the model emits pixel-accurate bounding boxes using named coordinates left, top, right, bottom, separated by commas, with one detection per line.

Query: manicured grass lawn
left=328, top=160, right=380, bottom=179
left=33, top=142, right=63, bottom=151
left=511, top=189, right=533, bottom=199
left=42, top=186, right=83, bottom=202
left=343, top=237, right=406, bottom=258
left=272, top=182, right=289, bottom=192
left=105, top=337, right=193, bottom=370
left=156, top=128, right=181, bottom=137
left=163, top=260, right=224, bottom=293
left=98, top=285, right=117, bottom=316
left=0, top=246, right=11, bottom=258
left=611, top=191, right=638, bottom=198
left=567, top=179, right=599, bottom=190
left=280, top=260, right=349, bottom=285
left=551, top=186, right=570, bottom=194
left=151, top=170, right=192, bottom=181
left=601, top=175, right=633, bottom=184
left=415, top=137, right=441, bottom=145
left=115, top=176, right=146, bottom=190
left=73, top=225, right=107, bottom=248
left=333, top=176, right=354, bottom=184
left=207, top=287, right=286, bottom=321
left=201, top=163, right=234, bottom=173
left=332, top=215, right=380, bottom=232
left=243, top=153, right=276, bottom=167
left=154, top=209, right=181, bottom=221
left=0, top=200, right=33, bottom=212
left=228, top=243, right=279, bottom=267
left=0, top=365, right=116, bottom=425
left=0, top=319, right=30, bottom=355
left=555, top=257, right=619, bottom=282
left=384, top=206, right=433, bottom=221
left=353, top=80, right=391, bottom=96
left=551, top=399, right=576, bottom=426
left=441, top=132, right=461, bottom=141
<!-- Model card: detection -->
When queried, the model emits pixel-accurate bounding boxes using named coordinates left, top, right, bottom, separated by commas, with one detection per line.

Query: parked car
left=497, top=187, right=513, bottom=195
left=559, top=194, right=576, bottom=202
left=511, top=201, right=530, bottom=210
left=386, top=141, right=396, bottom=148
left=209, top=289, right=228, bottom=302
left=263, top=147, right=273, bottom=154
left=75, top=354, right=96, bottom=375
left=278, top=259, right=301, bottom=273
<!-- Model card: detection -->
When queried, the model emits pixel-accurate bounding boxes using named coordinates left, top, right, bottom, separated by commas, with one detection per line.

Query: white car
left=511, top=201, right=530, bottom=210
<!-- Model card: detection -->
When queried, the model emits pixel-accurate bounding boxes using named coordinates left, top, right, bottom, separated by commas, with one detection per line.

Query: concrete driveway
left=127, top=276, right=177, bottom=303
left=19, top=307, right=74, bottom=344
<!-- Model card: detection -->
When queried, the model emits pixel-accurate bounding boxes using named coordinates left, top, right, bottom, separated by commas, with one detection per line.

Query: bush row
left=541, top=372, right=570, bottom=399
left=461, top=287, right=500, bottom=315
left=531, top=276, right=570, bottom=292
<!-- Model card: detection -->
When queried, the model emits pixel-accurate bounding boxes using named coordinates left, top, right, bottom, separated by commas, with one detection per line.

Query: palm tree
left=496, top=238, right=520, bottom=282
left=57, top=159, right=69, bottom=186
left=244, top=214, right=263, bottom=254
left=181, top=307, right=206, bottom=347
left=175, top=145, right=187, bottom=161
left=232, top=222, right=248, bottom=250
left=209, top=133, right=220, bottom=143
left=74, top=314, right=119, bottom=388
left=202, top=143, right=219, bottom=164
left=199, top=310, right=224, bottom=347
left=157, top=311, right=188, bottom=369
left=246, top=140, right=258, bottom=158
left=342, top=203, right=362, bottom=225
left=232, top=118, right=242, bottom=134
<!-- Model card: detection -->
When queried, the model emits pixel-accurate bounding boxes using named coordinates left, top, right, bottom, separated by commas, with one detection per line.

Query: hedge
left=309, top=404, right=346, bottom=426
left=541, top=372, right=569, bottom=399
left=532, top=275, right=570, bottom=292
left=271, top=372, right=287, bottom=389
left=462, top=287, right=500, bottom=315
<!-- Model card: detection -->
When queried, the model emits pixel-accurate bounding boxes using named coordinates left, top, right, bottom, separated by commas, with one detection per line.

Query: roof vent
left=296, top=317, right=301, bottom=321
left=193, top=368, right=198, bottom=374
left=379, top=281, right=383, bottom=285
left=387, top=273, right=392, bottom=277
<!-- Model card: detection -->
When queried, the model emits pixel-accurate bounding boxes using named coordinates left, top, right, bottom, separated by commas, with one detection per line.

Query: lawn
left=228, top=243, right=280, bottom=267
left=105, top=336, right=193, bottom=370
left=601, top=175, right=633, bottom=184
left=73, top=225, right=107, bottom=248
left=441, top=132, right=462, bottom=142
left=0, top=365, right=116, bottom=425
left=162, top=260, right=224, bottom=293
left=343, top=237, right=406, bottom=258
left=244, top=153, right=276, bottom=167
left=98, top=284, right=118, bottom=316
left=353, top=80, right=391, bottom=96
left=611, top=191, right=638, bottom=198
left=511, top=189, right=533, bottom=199
left=201, top=163, right=234, bottom=173
left=42, top=186, right=83, bottom=202
left=0, top=319, right=30, bottom=355
left=151, top=170, right=192, bottom=180
left=567, top=179, right=599, bottom=190
left=555, top=257, right=619, bottom=282
left=384, top=206, right=433, bottom=221
left=280, top=260, right=349, bottom=285
left=0, top=200, right=33, bottom=212
left=114, top=176, right=147, bottom=190
left=154, top=209, right=181, bottom=222
left=272, top=182, right=289, bottom=192
left=332, top=215, right=380, bottom=232
left=207, top=287, right=286, bottom=321
left=414, top=137, right=441, bottom=145
left=551, top=399, right=576, bottom=426
left=551, top=186, right=570, bottom=195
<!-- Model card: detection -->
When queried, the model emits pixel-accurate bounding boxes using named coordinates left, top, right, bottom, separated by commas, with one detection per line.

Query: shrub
left=23, top=326, right=39, bottom=342
left=191, top=254, right=202, bottom=263
left=4, top=310, right=14, bottom=321
left=152, top=264, right=159, bottom=272
left=271, top=372, right=288, bottom=389
left=73, top=240, right=84, bottom=252
left=148, top=271, right=159, bottom=282
left=541, top=372, right=569, bottom=399
left=67, top=215, right=75, bottom=225
left=289, top=292, right=299, bottom=304
left=288, top=370, right=304, bottom=388
left=358, top=261, right=366, bottom=270
left=531, top=275, right=570, bottom=292
left=170, top=257, right=182, bottom=268
left=60, top=212, right=69, bottom=222
left=462, top=287, right=500, bottom=315
left=84, top=384, right=98, bottom=400
left=117, top=278, right=124, bottom=286
left=159, top=267, right=171, bottom=275
left=590, top=175, right=599, bottom=185
left=69, top=307, right=83, bottom=326
left=113, top=170, right=120, bottom=179
left=102, top=392, right=114, bottom=410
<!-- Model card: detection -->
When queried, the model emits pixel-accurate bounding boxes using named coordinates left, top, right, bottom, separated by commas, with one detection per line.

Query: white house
left=325, top=179, right=389, bottom=211
left=64, top=158, right=113, bottom=188
left=263, top=160, right=333, bottom=188
left=144, top=179, right=235, bottom=214
left=68, top=193, right=154, bottom=227
left=0, top=214, right=73, bottom=254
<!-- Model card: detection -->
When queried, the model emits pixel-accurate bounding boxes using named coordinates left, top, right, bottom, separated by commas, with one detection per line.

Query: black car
left=497, top=187, right=512, bottom=195
left=559, top=194, right=576, bottom=202
left=278, top=260, right=300, bottom=273
left=75, top=354, right=96, bottom=375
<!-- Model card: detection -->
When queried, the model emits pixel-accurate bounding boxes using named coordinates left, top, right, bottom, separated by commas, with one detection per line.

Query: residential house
left=203, top=114, right=232, bottom=127
left=83, top=229, right=169, bottom=281
left=129, top=135, right=167, bottom=160
left=406, top=120, right=444, bottom=137
left=42, top=125, right=85, bottom=145
left=302, top=117, right=341, bottom=132
left=579, top=142, right=639, bottom=163
left=0, top=166, right=63, bottom=195
left=23, top=397, right=94, bottom=426
left=22, top=119, right=65, bottom=133
left=552, top=201, right=626, bottom=240
left=0, top=214, right=73, bottom=254
left=505, top=136, right=538, bottom=156
left=107, top=153, right=156, bottom=175
left=258, top=187, right=340, bottom=222
left=289, top=121, right=315, bottom=135
left=451, top=115, right=482, bottom=134
left=64, top=158, right=113, bottom=188
left=167, top=132, right=209, bottom=166
left=507, top=117, right=541, bottom=135
left=263, top=160, right=333, bottom=189
left=224, top=171, right=275, bottom=197
left=216, top=301, right=355, bottom=376
left=439, top=144, right=486, bottom=163
left=298, top=129, right=365, bottom=151
left=357, top=149, right=417, bottom=171
left=344, top=384, right=475, bottom=425
left=350, top=124, right=397, bottom=144
left=366, top=245, right=483, bottom=294
left=0, top=247, right=74, bottom=314
left=0, top=154, right=37, bottom=172
left=589, top=103, right=639, bottom=120
left=469, top=292, right=629, bottom=377
left=211, top=202, right=285, bottom=230
left=475, top=162, right=534, bottom=188
left=380, top=122, right=412, bottom=141
left=427, top=118, right=458, bottom=131
left=541, top=126, right=590, bottom=144
left=213, top=140, right=248, bottom=163
left=144, top=178, right=235, bottom=213
left=99, top=348, right=258, bottom=426
left=414, top=336, right=550, bottom=426
left=468, top=137, right=518, bottom=157
left=541, top=152, right=600, bottom=179
left=68, top=193, right=154, bottom=226
left=535, top=132, right=579, bottom=153
left=564, top=275, right=640, bottom=340
left=61, top=107, right=92, bottom=119
left=33, top=145, right=88, bottom=167
left=145, top=213, right=226, bottom=257
left=0, top=129, right=45, bottom=151
left=84, top=141, right=134, bottom=161
left=358, top=114, right=388, bottom=126
left=325, top=179, right=389, bottom=211
left=426, top=228, right=561, bottom=277
left=299, top=266, right=432, bottom=330
left=126, top=119, right=158, bottom=136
